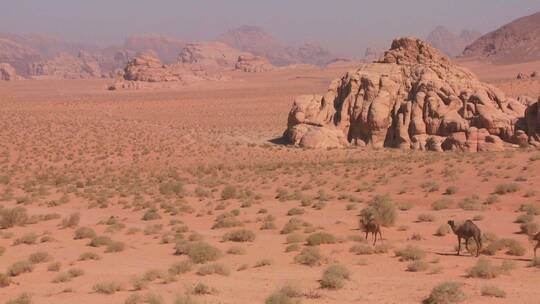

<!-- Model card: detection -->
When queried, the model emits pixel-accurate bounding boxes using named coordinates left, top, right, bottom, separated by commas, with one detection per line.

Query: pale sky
left=2, top=0, right=540, bottom=56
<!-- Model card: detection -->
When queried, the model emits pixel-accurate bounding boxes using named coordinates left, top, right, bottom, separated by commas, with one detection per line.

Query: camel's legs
left=378, top=229, right=383, bottom=244
left=474, top=238, right=481, bottom=257
left=457, top=236, right=461, bottom=256
left=465, top=238, right=470, bottom=252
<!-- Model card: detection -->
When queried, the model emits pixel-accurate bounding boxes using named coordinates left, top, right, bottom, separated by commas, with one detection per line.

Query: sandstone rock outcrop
left=235, top=54, right=274, bottom=72
left=0, top=63, right=20, bottom=80
left=178, top=42, right=244, bottom=69
left=284, top=38, right=529, bottom=151
left=29, top=51, right=102, bottom=79
left=525, top=97, right=540, bottom=145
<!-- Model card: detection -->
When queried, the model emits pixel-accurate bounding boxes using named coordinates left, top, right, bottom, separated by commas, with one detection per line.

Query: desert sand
left=0, top=58, right=539, bottom=304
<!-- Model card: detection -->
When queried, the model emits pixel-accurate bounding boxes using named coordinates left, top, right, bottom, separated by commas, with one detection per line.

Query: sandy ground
left=0, top=63, right=539, bottom=304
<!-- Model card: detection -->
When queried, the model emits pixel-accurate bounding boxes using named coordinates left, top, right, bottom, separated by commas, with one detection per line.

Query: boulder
left=0, top=63, right=20, bottom=80
left=235, top=54, right=274, bottom=72
left=284, top=37, right=527, bottom=150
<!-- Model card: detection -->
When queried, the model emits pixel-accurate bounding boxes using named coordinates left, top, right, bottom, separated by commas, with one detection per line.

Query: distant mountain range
left=426, top=26, right=482, bottom=57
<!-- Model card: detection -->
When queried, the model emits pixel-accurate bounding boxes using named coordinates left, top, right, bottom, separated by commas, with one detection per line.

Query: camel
left=534, top=232, right=540, bottom=261
left=360, top=218, right=383, bottom=246
left=448, top=220, right=482, bottom=257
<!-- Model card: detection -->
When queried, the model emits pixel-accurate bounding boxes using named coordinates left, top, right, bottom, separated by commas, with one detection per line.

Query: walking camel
left=448, top=220, right=482, bottom=257
left=534, top=232, right=540, bottom=260
left=360, top=217, right=383, bottom=246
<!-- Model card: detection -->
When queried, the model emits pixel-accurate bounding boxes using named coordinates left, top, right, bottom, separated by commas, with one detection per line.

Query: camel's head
left=447, top=220, right=455, bottom=227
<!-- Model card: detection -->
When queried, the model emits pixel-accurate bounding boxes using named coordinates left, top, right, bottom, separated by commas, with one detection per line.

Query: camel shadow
left=268, top=136, right=288, bottom=145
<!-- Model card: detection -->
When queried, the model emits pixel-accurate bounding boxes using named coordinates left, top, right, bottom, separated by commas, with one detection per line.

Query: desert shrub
left=196, top=263, right=230, bottom=276
left=265, top=292, right=298, bottom=304
left=173, top=294, right=198, bottom=304
left=254, top=259, right=273, bottom=267
left=398, top=202, right=414, bottom=211
left=52, top=272, right=72, bottom=283
left=294, top=247, right=324, bottom=266
left=7, top=261, right=33, bottom=276
left=306, top=232, right=336, bottom=246
left=159, top=181, right=184, bottom=196
left=320, top=264, right=350, bottom=289
left=395, top=245, right=425, bottom=261
left=286, top=233, right=304, bottom=244
left=192, top=282, right=212, bottom=295
left=60, top=213, right=80, bottom=228
left=421, top=181, right=440, bottom=193
left=407, top=260, right=429, bottom=272
left=0, top=207, right=28, bottom=229
left=88, top=235, right=113, bottom=247
left=435, top=224, right=450, bottom=236
left=175, top=241, right=222, bottom=264
left=211, top=213, right=243, bottom=229
left=47, top=262, right=61, bottom=272
left=432, top=198, right=453, bottom=210
left=484, top=195, right=499, bottom=205
left=417, top=213, right=435, bottom=222
left=222, top=229, right=256, bottom=242
left=79, top=252, right=101, bottom=261
left=458, top=196, right=482, bottom=211
left=5, top=293, right=32, bottom=304
left=360, top=194, right=397, bottom=227
left=494, top=183, right=520, bottom=195
left=349, top=244, right=373, bottom=255
left=105, top=241, right=126, bottom=253
left=515, top=214, right=534, bottom=224
left=221, top=185, right=237, bottom=200
left=518, top=203, right=540, bottom=215
left=280, top=218, right=304, bottom=234
left=481, top=284, right=506, bottom=298
left=466, top=258, right=506, bottom=279
left=445, top=186, right=458, bottom=195
left=260, top=221, right=277, bottom=230
left=287, top=208, right=305, bottom=216
left=0, top=273, right=12, bottom=287
left=285, top=244, right=300, bottom=252
left=168, top=260, right=193, bottom=275
left=142, top=209, right=161, bottom=221
left=28, top=251, right=50, bottom=264
left=278, top=282, right=303, bottom=298
left=93, top=281, right=123, bottom=294
left=13, top=233, right=37, bottom=245
left=424, top=282, right=465, bottom=304
left=520, top=222, right=539, bottom=236
left=374, top=243, right=392, bottom=254
left=74, top=227, right=96, bottom=240
left=226, top=246, right=246, bottom=255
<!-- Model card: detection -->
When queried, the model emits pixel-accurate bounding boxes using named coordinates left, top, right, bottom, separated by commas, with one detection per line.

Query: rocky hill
left=426, top=26, right=481, bottom=57
left=123, top=34, right=185, bottom=64
left=284, top=37, right=537, bottom=151
left=463, top=11, right=540, bottom=64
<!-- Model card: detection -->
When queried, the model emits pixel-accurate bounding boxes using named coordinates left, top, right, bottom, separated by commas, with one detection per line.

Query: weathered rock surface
left=123, top=34, right=184, bottom=64
left=178, top=42, right=244, bottom=69
left=526, top=97, right=540, bottom=145
left=29, top=51, right=102, bottom=79
left=284, top=37, right=529, bottom=151
left=235, top=54, right=274, bottom=72
left=0, top=63, right=20, bottom=80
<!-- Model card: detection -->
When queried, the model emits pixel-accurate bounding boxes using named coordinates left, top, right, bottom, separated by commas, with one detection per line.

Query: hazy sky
left=2, top=0, right=540, bottom=56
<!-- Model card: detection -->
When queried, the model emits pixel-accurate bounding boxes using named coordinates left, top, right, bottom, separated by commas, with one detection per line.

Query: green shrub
left=424, top=282, right=465, bottom=304
left=320, top=264, right=350, bottom=289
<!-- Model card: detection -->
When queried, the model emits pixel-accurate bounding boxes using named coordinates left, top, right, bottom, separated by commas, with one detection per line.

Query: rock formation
left=463, top=11, right=540, bottom=64
left=426, top=26, right=481, bottom=57
left=284, top=37, right=530, bottom=151
left=235, top=54, right=274, bottom=72
left=0, top=63, right=20, bottom=80
left=178, top=42, right=244, bottom=69
left=29, top=51, right=102, bottom=79
left=525, top=97, right=540, bottom=145
left=123, top=34, right=184, bottom=64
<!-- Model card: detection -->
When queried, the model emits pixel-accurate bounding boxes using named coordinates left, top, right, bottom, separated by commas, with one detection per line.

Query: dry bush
left=47, top=262, right=61, bottom=271
left=287, top=208, right=305, bottom=216
left=281, top=218, right=304, bottom=234
left=320, top=264, right=350, bottom=289
left=424, top=282, right=465, bottom=304
left=395, top=245, right=426, bottom=261
left=196, top=263, right=230, bottom=276
left=173, top=294, right=198, bottom=304
left=466, top=258, right=514, bottom=279
left=0, top=207, right=28, bottom=229
left=5, top=293, right=32, bottom=304
left=192, top=282, right=213, bottom=295
left=88, top=235, right=113, bottom=247
left=306, top=232, right=337, bottom=246
left=518, top=203, right=540, bottom=215
left=254, top=259, right=273, bottom=267
left=226, top=246, right=246, bottom=255
left=105, top=241, right=126, bottom=253
left=175, top=241, right=222, bottom=264
left=142, top=209, right=161, bottom=221
left=74, top=227, right=97, bottom=240
left=0, top=272, right=12, bottom=287
left=407, top=260, right=429, bottom=272
left=294, top=247, right=324, bottom=266
left=417, top=213, right=435, bottom=222
left=7, top=261, right=33, bottom=276
left=432, top=198, right=452, bottom=210
left=60, top=212, right=80, bottom=229
left=350, top=244, right=373, bottom=255
left=28, top=251, right=50, bottom=264
left=79, top=252, right=101, bottom=261
left=481, top=284, right=506, bottom=298
left=13, top=233, right=37, bottom=245
left=494, top=183, right=520, bottom=195
left=222, top=229, right=256, bottom=242
left=359, top=194, right=397, bottom=227
left=93, top=281, right=123, bottom=294
left=168, top=260, right=193, bottom=275
left=435, top=224, right=450, bottom=236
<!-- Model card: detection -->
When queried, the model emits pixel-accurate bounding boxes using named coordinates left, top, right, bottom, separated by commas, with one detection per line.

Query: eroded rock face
left=284, top=38, right=528, bottom=151
left=235, top=54, right=274, bottom=72
left=526, top=98, right=540, bottom=145
left=0, top=63, right=20, bottom=80
left=178, top=42, right=244, bottom=69
left=29, top=51, right=102, bottom=79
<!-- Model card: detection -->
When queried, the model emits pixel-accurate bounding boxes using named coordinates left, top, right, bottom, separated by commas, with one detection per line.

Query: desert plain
left=0, top=59, right=539, bottom=304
